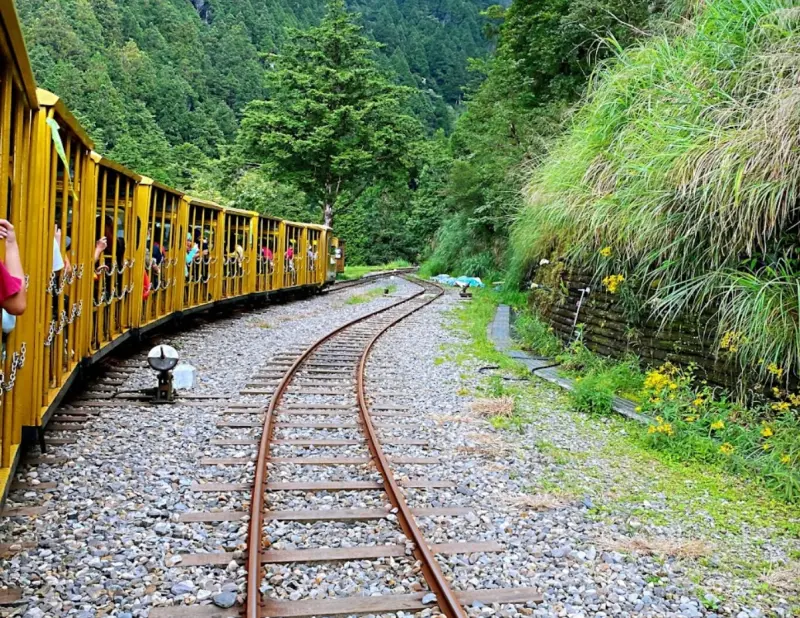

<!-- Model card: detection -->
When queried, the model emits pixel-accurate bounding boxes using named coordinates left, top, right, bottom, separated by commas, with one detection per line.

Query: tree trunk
left=324, top=202, right=334, bottom=228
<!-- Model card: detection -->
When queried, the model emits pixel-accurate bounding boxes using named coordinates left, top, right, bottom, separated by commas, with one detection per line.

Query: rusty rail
left=247, top=277, right=456, bottom=617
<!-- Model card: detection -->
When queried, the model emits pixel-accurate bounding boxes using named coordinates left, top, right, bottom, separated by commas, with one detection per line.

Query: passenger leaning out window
left=0, top=219, right=26, bottom=315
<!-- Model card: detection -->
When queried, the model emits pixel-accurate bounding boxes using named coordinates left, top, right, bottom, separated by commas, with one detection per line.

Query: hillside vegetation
left=512, top=0, right=800, bottom=379
left=17, top=0, right=489, bottom=265
left=416, top=0, right=800, bottom=497
left=421, top=0, right=660, bottom=277
left=18, top=0, right=489, bottom=182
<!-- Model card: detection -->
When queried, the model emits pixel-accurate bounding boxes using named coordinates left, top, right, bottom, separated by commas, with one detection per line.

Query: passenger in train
left=54, top=225, right=71, bottom=276
left=0, top=219, right=26, bottom=315
left=262, top=245, right=274, bottom=274
left=307, top=241, right=317, bottom=272
left=285, top=241, right=295, bottom=270
left=185, top=233, right=199, bottom=277
left=94, top=216, right=125, bottom=273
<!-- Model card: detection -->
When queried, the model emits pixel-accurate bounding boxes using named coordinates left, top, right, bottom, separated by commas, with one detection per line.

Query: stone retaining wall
left=533, top=269, right=738, bottom=386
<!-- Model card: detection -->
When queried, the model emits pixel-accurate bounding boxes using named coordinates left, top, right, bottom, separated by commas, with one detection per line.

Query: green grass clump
left=510, top=0, right=800, bottom=380
left=337, top=260, right=411, bottom=281
left=514, top=312, right=562, bottom=357
left=345, top=284, right=397, bottom=305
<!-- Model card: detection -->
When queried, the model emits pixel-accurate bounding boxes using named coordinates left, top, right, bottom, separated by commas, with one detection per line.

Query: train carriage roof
left=0, top=0, right=38, bottom=108
left=36, top=89, right=94, bottom=149
left=90, top=152, right=142, bottom=182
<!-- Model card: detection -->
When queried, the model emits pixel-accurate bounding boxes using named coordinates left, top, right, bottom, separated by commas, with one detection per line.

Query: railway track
left=163, top=276, right=541, bottom=617
left=325, top=268, right=417, bottom=294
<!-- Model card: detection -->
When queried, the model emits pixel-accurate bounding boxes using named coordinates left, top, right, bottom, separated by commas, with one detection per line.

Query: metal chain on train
left=46, top=271, right=57, bottom=295
left=43, top=320, right=57, bottom=347
left=55, top=310, right=68, bottom=335
left=4, top=342, right=27, bottom=392
left=49, top=265, right=78, bottom=296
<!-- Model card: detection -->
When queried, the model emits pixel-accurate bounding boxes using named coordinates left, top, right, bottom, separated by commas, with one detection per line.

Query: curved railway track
left=247, top=277, right=465, bottom=617
left=239, top=276, right=540, bottom=617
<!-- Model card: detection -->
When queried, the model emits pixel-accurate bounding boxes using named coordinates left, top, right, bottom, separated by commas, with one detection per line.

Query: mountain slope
left=17, top=0, right=489, bottom=182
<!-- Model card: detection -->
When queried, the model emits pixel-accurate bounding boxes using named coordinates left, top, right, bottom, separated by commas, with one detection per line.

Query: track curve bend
left=246, top=277, right=466, bottom=618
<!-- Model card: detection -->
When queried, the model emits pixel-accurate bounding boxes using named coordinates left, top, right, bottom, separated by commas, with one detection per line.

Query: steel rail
left=354, top=278, right=467, bottom=618
left=246, top=282, right=429, bottom=617
left=325, top=267, right=416, bottom=293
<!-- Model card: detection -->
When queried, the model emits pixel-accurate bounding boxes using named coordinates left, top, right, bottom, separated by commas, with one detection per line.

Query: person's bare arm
left=0, top=220, right=26, bottom=315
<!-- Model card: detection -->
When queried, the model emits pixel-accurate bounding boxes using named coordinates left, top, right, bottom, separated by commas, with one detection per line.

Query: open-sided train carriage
left=0, top=0, right=340, bottom=503
left=0, top=0, right=37, bottom=494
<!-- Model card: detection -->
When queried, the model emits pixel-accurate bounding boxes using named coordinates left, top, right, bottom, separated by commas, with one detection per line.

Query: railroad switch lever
left=147, top=345, right=180, bottom=404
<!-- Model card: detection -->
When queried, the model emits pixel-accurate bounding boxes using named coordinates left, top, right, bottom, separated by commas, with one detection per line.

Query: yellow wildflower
left=648, top=419, right=674, bottom=436
left=761, top=426, right=774, bottom=438
left=719, top=442, right=734, bottom=455
left=762, top=442, right=772, bottom=451
left=772, top=402, right=790, bottom=412
left=719, top=330, right=746, bottom=353
left=767, top=362, right=784, bottom=380
left=692, top=397, right=704, bottom=407
left=602, top=274, right=625, bottom=294
left=684, top=415, right=697, bottom=423
left=635, top=406, right=642, bottom=413
left=669, top=382, right=678, bottom=390
left=643, top=370, right=670, bottom=392
left=789, top=393, right=800, bottom=407
left=710, top=420, right=725, bottom=431
left=780, top=454, right=791, bottom=465
left=599, top=246, right=612, bottom=258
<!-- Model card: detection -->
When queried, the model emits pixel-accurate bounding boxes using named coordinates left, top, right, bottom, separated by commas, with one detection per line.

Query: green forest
left=17, top=0, right=488, bottom=264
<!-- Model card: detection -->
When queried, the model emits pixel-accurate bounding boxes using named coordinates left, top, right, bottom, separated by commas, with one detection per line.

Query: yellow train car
left=26, top=90, right=97, bottom=430
left=138, top=178, right=185, bottom=331
left=0, top=0, right=38, bottom=498
left=0, top=0, right=340, bottom=504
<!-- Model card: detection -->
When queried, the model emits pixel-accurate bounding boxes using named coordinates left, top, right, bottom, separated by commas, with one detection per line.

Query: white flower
left=539, top=259, right=550, bottom=266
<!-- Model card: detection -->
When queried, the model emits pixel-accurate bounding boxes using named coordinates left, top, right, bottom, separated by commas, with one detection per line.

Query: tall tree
left=237, top=0, right=422, bottom=227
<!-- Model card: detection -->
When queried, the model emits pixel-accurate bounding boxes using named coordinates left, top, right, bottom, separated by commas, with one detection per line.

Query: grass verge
left=449, top=288, right=800, bottom=605
left=337, top=260, right=412, bottom=281
left=345, top=284, right=397, bottom=305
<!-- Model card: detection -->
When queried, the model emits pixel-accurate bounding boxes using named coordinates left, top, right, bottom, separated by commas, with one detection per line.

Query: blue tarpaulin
left=430, top=274, right=485, bottom=288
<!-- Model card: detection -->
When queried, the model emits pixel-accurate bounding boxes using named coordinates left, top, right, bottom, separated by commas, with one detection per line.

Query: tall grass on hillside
left=511, top=0, right=800, bottom=379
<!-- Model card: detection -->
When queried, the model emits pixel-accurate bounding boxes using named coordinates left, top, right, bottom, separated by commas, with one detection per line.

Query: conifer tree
left=237, top=0, right=421, bottom=228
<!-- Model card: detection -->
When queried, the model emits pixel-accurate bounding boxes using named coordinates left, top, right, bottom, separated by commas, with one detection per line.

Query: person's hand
left=55, top=224, right=62, bottom=247
left=96, top=237, right=107, bottom=252
left=0, top=220, right=17, bottom=245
